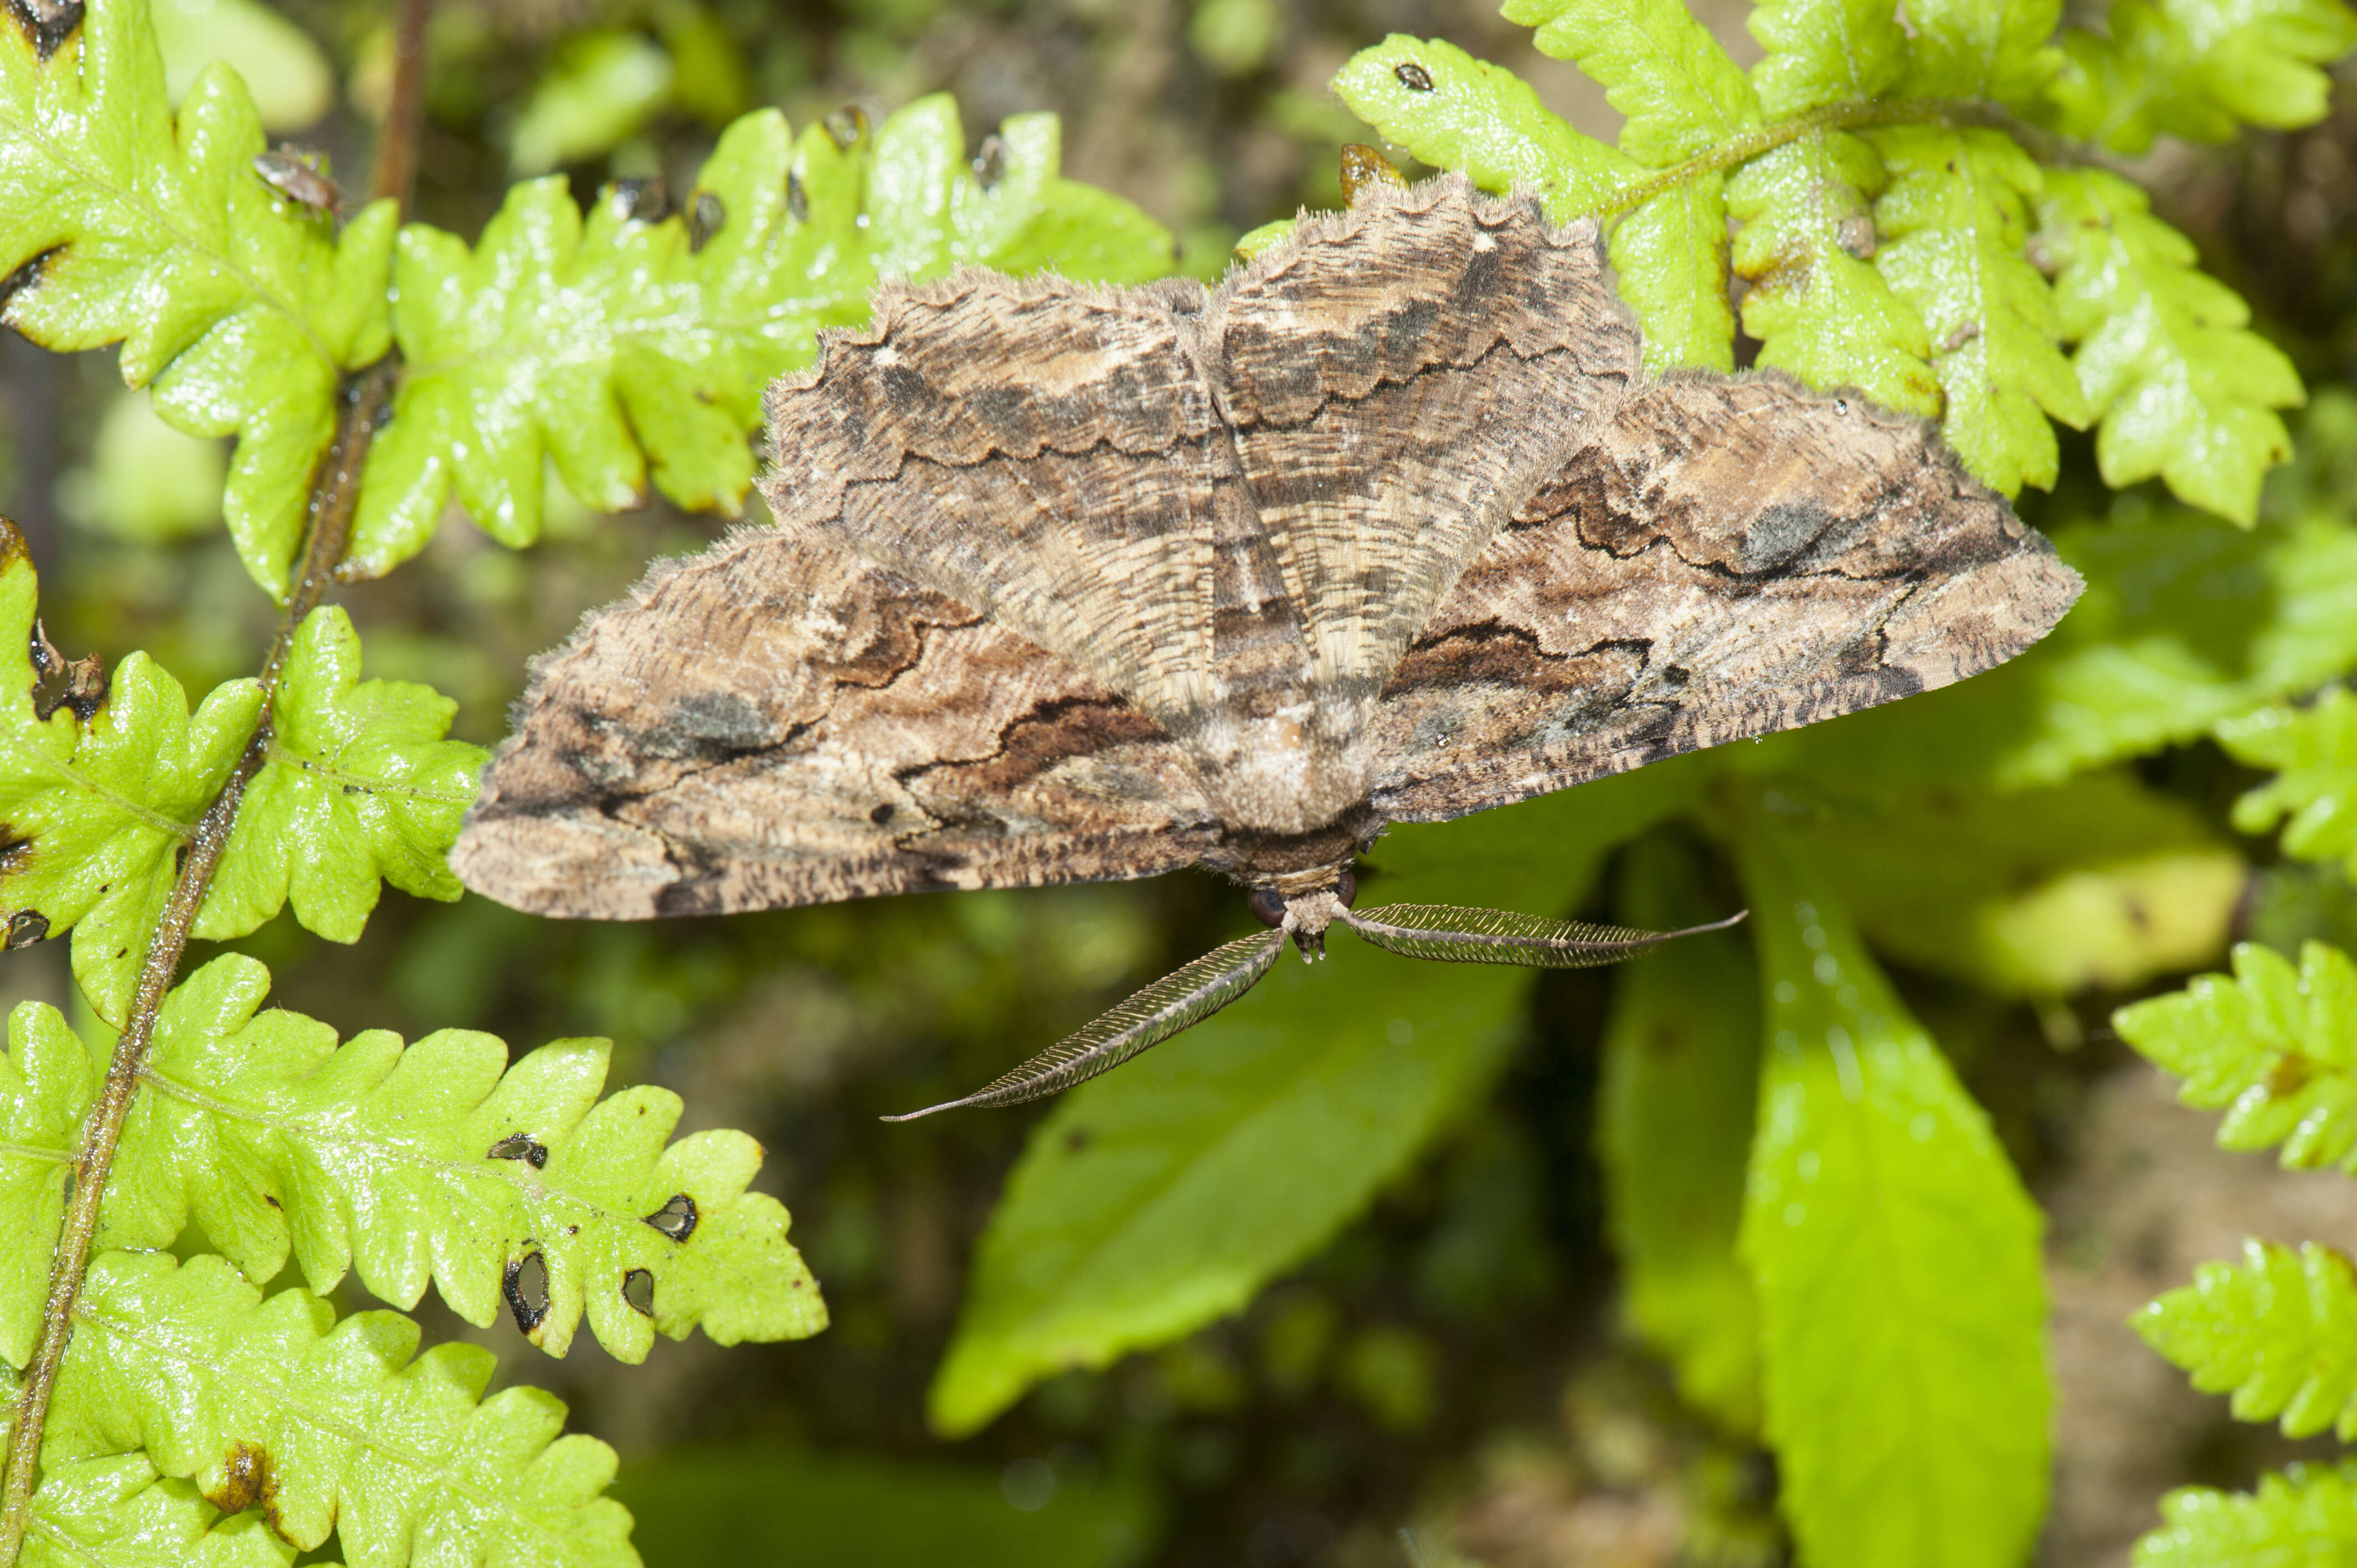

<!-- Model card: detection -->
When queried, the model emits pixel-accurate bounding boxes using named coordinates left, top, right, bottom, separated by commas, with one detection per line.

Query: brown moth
left=451, top=174, right=2082, bottom=1118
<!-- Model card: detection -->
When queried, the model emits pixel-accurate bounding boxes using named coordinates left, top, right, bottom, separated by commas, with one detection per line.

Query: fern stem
left=0, top=361, right=395, bottom=1566
left=369, top=0, right=436, bottom=214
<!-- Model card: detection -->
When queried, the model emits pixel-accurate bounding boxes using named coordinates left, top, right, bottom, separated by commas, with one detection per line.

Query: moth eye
left=1336, top=869, right=1358, bottom=908
left=1248, top=887, right=1286, bottom=927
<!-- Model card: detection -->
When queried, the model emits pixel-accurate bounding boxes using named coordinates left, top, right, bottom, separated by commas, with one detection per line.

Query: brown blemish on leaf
left=2, top=0, right=80, bottom=59
left=1339, top=146, right=1407, bottom=205
left=202, top=1441, right=283, bottom=1534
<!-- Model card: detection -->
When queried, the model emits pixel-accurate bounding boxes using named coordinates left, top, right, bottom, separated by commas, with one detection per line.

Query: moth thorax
left=1189, top=709, right=1370, bottom=835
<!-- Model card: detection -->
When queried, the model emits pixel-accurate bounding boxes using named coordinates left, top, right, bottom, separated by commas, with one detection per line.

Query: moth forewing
left=882, top=928, right=1290, bottom=1121
left=1338, top=904, right=1748, bottom=968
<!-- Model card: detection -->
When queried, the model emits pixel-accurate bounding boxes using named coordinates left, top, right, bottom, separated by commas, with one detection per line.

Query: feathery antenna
left=1339, top=903, right=1746, bottom=967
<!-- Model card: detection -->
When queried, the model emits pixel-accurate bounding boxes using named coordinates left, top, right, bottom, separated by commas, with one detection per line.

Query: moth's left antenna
left=882, top=927, right=1290, bottom=1121
left=1338, top=903, right=1746, bottom=967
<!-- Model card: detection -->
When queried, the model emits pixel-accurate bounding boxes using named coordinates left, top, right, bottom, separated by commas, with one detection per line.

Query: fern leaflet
left=2113, top=941, right=2357, bottom=1169
left=2136, top=1239, right=2357, bottom=1440
left=2137, top=1462, right=2357, bottom=1565
left=2217, top=688, right=2357, bottom=879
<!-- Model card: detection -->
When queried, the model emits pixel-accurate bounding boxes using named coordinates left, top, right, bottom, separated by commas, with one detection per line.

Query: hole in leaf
left=1394, top=59, right=1434, bottom=91
left=6, top=909, right=47, bottom=947
left=824, top=105, right=868, bottom=149
left=486, top=1132, right=549, bottom=1169
left=644, top=1193, right=698, bottom=1241
left=622, top=1268, right=655, bottom=1316
left=972, top=133, right=1007, bottom=189
left=608, top=177, right=670, bottom=224
left=4, top=0, right=82, bottom=61
left=688, top=191, right=725, bottom=251
left=503, top=1251, right=550, bottom=1333
left=787, top=171, right=809, bottom=226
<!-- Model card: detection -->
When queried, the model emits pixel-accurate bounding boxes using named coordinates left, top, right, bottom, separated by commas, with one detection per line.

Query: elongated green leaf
left=1869, top=126, right=2088, bottom=493
left=2113, top=940, right=2357, bottom=1169
left=1734, top=827, right=2049, bottom=1568
left=2138, top=1239, right=2357, bottom=1440
left=2047, top=0, right=2357, bottom=152
left=1501, top=0, right=1761, bottom=166
left=928, top=759, right=1705, bottom=1436
left=39, top=1250, right=634, bottom=1566
left=1331, top=35, right=1632, bottom=218
left=99, top=954, right=824, bottom=1361
left=1746, top=0, right=1906, bottom=114
left=0, top=525, right=259, bottom=1025
left=1596, top=833, right=1761, bottom=1433
left=1613, top=178, right=1737, bottom=373
left=349, top=100, right=1170, bottom=579
left=1901, top=0, right=2064, bottom=105
left=2039, top=168, right=2302, bottom=524
left=22, top=1454, right=300, bottom=1568
left=1726, top=130, right=1938, bottom=415
left=0, top=0, right=396, bottom=596
left=195, top=608, right=483, bottom=945
left=2138, top=1462, right=2357, bottom=1565
left=2219, top=688, right=2357, bottom=879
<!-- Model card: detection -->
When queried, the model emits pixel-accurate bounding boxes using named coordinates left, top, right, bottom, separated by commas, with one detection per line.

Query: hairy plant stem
left=0, top=365, right=397, bottom=1568
left=369, top=0, right=434, bottom=213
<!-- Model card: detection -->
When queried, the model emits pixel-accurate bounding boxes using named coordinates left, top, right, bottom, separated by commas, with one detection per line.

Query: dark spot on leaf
left=202, top=1440, right=275, bottom=1523
left=6, top=910, right=47, bottom=947
left=608, top=177, right=670, bottom=224
left=787, top=171, right=809, bottom=226
left=504, top=1251, right=551, bottom=1333
left=487, top=1132, right=549, bottom=1169
left=971, top=133, right=1007, bottom=189
left=622, top=1267, right=655, bottom=1316
left=644, top=1192, right=698, bottom=1241
left=0, top=245, right=60, bottom=317
left=869, top=802, right=896, bottom=826
left=1394, top=59, right=1434, bottom=91
left=825, top=105, right=869, bottom=149
left=2, top=0, right=79, bottom=65
left=687, top=190, right=725, bottom=252
left=262, top=1192, right=280, bottom=1209
left=1064, top=1127, right=1091, bottom=1153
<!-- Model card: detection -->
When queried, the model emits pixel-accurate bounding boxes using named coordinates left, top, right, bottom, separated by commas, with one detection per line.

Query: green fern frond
left=1726, top=130, right=1937, bottom=414
left=70, top=955, right=826, bottom=1362
left=1868, top=126, right=2088, bottom=492
left=1501, top=0, right=1762, bottom=166
left=2137, top=1461, right=2357, bottom=1564
left=0, top=0, right=397, bottom=597
left=345, top=99, right=1171, bottom=580
left=0, top=1003, right=92, bottom=1370
left=1897, top=0, right=2065, bottom=106
left=2037, top=168, right=2302, bottom=525
left=2136, top=1239, right=2357, bottom=1439
left=20, top=1454, right=309, bottom=1568
left=38, top=1250, right=634, bottom=1566
left=194, top=608, right=485, bottom=946
left=1746, top=0, right=1906, bottom=114
left=2049, top=0, right=2357, bottom=153
left=0, top=529, right=260, bottom=1027
left=2217, top=688, right=2357, bottom=879
left=2113, top=941, right=2357, bottom=1168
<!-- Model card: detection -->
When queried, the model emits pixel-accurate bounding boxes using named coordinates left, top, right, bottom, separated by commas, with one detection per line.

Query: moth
left=451, top=175, right=2081, bottom=1118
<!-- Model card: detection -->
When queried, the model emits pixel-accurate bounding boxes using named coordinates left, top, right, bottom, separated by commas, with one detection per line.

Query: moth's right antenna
left=1339, top=903, right=1746, bottom=968
left=882, top=927, right=1289, bottom=1121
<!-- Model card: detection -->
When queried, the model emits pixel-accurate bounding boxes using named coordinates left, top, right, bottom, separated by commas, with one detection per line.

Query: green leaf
left=617, top=1446, right=1158, bottom=1568
left=2137, top=1239, right=2357, bottom=1440
left=2138, top=1462, right=2357, bottom=1566
left=1868, top=126, right=2090, bottom=493
left=2113, top=940, right=2357, bottom=1169
left=1746, top=0, right=1906, bottom=114
left=1900, top=0, right=2065, bottom=105
left=101, top=953, right=826, bottom=1360
left=21, top=1454, right=301, bottom=1568
left=928, top=759, right=1705, bottom=1436
left=1613, top=177, right=1738, bottom=374
left=1733, top=826, right=2049, bottom=1568
left=349, top=99, right=1171, bottom=579
left=509, top=30, right=675, bottom=175
left=1331, top=35, right=1633, bottom=218
left=0, top=527, right=261, bottom=1025
left=2038, top=168, right=2302, bottom=524
left=147, top=0, right=334, bottom=132
left=195, top=608, right=484, bottom=945
left=1596, top=832, right=1761, bottom=1433
left=1501, top=0, right=1762, bottom=166
left=1780, top=768, right=2242, bottom=996
left=0, top=1002, right=95, bottom=1369
left=2046, top=0, right=2357, bottom=153
left=1726, top=130, right=1939, bottom=415
left=0, top=0, right=397, bottom=595
left=2219, top=687, right=2357, bottom=879
left=40, top=1250, right=635, bottom=1566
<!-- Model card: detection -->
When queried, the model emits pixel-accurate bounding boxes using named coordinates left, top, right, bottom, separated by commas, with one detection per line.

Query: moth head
left=1250, top=865, right=1359, bottom=962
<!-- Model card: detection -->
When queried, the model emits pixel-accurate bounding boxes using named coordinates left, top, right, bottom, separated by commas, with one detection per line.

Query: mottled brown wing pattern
left=1368, top=375, right=2084, bottom=822
left=1209, top=181, right=1642, bottom=713
left=451, top=528, right=1218, bottom=919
